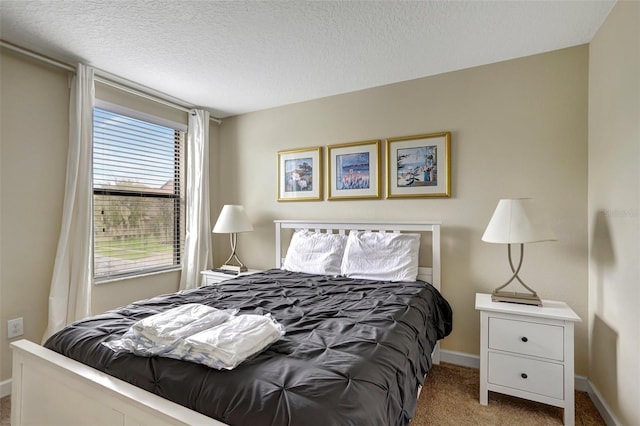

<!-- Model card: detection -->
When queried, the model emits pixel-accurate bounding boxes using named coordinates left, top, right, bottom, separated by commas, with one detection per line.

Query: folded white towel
left=104, top=304, right=236, bottom=356
left=180, top=314, right=285, bottom=370
left=102, top=305, right=285, bottom=370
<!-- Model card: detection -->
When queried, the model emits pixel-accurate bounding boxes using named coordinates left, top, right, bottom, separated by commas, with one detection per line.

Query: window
left=93, top=106, right=185, bottom=280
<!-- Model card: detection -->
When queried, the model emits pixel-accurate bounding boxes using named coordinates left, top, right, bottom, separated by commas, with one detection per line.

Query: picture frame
left=277, top=147, right=323, bottom=201
left=386, top=132, right=451, bottom=198
left=327, top=140, right=381, bottom=200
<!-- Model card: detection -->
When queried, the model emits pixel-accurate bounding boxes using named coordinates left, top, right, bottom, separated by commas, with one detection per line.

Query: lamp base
left=219, top=264, right=247, bottom=273
left=492, top=290, right=542, bottom=306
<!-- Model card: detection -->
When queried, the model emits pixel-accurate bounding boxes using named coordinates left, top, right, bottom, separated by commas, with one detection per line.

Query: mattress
left=45, top=269, right=453, bottom=425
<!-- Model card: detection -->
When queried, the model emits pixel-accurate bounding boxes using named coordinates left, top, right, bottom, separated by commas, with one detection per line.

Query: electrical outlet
left=8, top=317, right=24, bottom=339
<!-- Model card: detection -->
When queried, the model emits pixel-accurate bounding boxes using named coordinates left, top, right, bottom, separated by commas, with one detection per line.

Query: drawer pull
left=521, top=336, right=528, bottom=342
left=521, top=373, right=528, bottom=379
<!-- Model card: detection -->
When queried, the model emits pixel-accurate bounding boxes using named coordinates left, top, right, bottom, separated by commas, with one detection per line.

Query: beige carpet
left=415, top=363, right=605, bottom=425
left=0, top=363, right=605, bottom=425
left=0, top=395, right=8, bottom=426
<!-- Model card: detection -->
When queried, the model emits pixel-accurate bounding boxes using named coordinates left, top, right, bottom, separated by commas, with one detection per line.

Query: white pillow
left=282, top=230, right=348, bottom=275
left=341, top=231, right=420, bottom=281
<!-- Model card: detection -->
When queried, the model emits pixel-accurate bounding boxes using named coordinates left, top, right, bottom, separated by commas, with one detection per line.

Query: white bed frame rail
left=10, top=220, right=442, bottom=426
left=11, top=339, right=222, bottom=425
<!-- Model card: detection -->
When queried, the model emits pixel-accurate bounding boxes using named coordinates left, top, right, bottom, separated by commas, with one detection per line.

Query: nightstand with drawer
left=200, top=269, right=262, bottom=286
left=475, top=293, right=581, bottom=425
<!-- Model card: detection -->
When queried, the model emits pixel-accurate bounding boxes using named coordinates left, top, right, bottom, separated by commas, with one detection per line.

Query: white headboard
left=274, top=220, right=441, bottom=291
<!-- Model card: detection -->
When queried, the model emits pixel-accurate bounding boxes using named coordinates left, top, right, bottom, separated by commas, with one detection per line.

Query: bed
left=11, top=220, right=452, bottom=425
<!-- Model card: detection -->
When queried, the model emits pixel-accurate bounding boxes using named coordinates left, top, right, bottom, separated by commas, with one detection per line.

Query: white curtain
left=179, top=109, right=213, bottom=290
left=42, top=64, right=94, bottom=342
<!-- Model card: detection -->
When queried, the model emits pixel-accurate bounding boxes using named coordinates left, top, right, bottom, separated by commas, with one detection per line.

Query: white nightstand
left=200, top=269, right=262, bottom=286
left=475, top=293, right=581, bottom=425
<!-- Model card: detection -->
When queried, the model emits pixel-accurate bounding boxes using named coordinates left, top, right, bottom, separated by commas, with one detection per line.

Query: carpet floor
left=415, top=363, right=605, bottom=425
left=0, top=363, right=605, bottom=425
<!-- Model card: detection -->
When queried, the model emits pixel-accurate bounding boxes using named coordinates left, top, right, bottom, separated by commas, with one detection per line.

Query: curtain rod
left=0, top=39, right=222, bottom=124
left=1, top=39, right=76, bottom=72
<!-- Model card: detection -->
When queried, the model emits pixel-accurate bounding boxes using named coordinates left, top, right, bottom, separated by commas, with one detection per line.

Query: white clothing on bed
left=102, top=304, right=284, bottom=370
left=103, top=303, right=236, bottom=356
left=179, top=314, right=285, bottom=370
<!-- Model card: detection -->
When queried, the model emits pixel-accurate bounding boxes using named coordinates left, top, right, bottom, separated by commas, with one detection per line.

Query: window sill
left=94, top=266, right=182, bottom=285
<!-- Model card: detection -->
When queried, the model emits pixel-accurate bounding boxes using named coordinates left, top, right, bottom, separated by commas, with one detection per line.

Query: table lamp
left=481, top=198, right=556, bottom=306
left=212, top=205, right=253, bottom=273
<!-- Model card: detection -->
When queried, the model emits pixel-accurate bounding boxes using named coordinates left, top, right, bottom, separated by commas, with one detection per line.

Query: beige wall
left=0, top=49, right=219, bottom=384
left=588, top=1, right=640, bottom=424
left=219, top=46, right=590, bottom=374
left=0, top=49, right=69, bottom=386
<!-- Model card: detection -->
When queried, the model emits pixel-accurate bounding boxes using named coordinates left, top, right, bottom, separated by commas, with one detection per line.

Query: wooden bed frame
left=11, top=220, right=442, bottom=425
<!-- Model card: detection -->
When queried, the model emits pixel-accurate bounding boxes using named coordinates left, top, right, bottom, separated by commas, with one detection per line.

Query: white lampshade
left=212, top=205, right=253, bottom=234
left=482, top=198, right=556, bottom=244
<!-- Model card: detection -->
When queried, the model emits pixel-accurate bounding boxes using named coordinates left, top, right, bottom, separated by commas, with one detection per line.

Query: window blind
left=93, top=107, right=185, bottom=280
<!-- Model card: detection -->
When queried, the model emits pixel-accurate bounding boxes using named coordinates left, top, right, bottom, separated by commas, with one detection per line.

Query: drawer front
left=203, top=275, right=225, bottom=285
left=489, top=317, right=564, bottom=361
left=488, top=352, right=564, bottom=400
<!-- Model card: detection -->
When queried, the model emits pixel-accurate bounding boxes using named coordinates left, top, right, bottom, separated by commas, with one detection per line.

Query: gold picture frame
left=327, top=140, right=381, bottom=201
left=277, top=147, right=323, bottom=201
left=386, top=132, right=451, bottom=198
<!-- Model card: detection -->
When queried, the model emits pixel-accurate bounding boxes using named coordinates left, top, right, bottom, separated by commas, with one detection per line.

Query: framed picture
left=386, top=132, right=451, bottom=198
left=277, top=147, right=323, bottom=201
left=327, top=140, right=381, bottom=200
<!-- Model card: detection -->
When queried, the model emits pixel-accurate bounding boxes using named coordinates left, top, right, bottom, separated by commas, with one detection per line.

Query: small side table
left=475, top=293, right=581, bottom=425
left=200, top=269, right=262, bottom=286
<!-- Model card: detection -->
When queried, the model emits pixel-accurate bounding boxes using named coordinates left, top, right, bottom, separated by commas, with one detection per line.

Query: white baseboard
left=0, top=379, right=11, bottom=398
left=575, top=374, right=589, bottom=392
left=440, top=349, right=480, bottom=368
left=585, top=379, right=621, bottom=426
left=439, top=349, right=619, bottom=426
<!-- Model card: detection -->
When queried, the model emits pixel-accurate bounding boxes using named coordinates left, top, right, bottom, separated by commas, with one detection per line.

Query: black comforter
left=45, top=269, right=452, bottom=426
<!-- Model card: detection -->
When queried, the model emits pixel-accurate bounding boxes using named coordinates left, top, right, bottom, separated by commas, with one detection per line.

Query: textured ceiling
left=0, top=1, right=615, bottom=118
